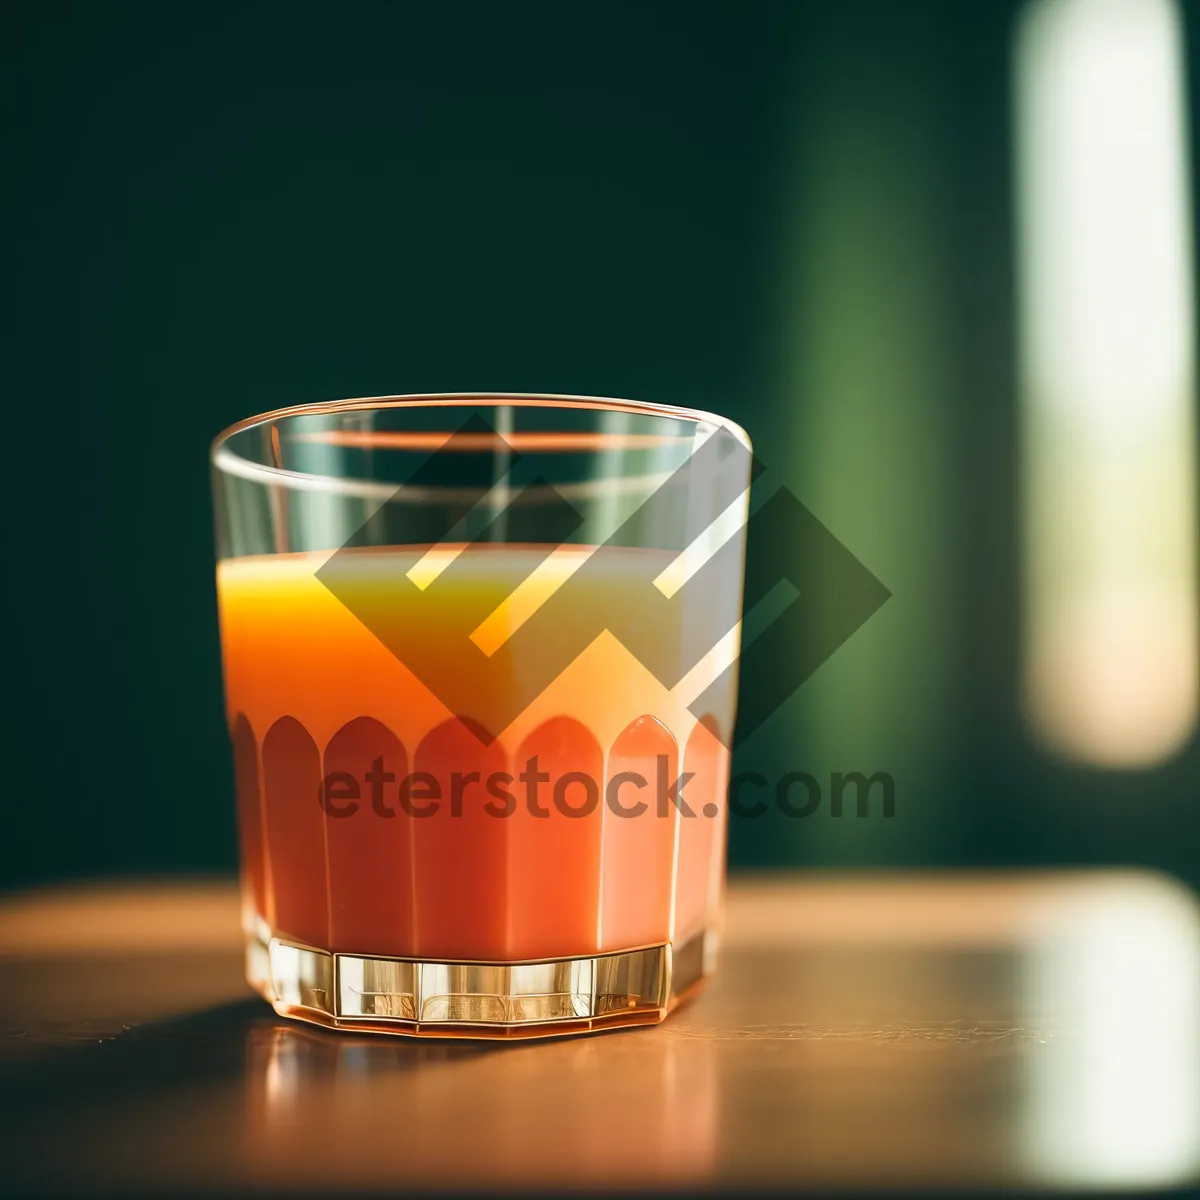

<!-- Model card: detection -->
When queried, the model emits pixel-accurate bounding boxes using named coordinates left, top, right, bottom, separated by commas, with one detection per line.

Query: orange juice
left=217, top=544, right=734, bottom=966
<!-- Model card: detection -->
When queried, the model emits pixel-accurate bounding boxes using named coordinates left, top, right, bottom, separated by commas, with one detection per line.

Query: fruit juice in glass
left=211, top=396, right=751, bottom=1038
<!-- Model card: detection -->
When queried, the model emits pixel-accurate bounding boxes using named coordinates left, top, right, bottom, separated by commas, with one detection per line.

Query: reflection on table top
left=1, top=872, right=1197, bottom=1194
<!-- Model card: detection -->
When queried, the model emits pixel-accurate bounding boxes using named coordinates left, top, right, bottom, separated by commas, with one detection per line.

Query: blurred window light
left=1015, top=0, right=1198, bottom=767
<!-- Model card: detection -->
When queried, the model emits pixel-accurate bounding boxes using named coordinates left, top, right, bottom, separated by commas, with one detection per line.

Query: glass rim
left=211, top=392, right=753, bottom=492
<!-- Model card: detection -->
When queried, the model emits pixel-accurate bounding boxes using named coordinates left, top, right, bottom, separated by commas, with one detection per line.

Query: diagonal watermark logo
left=315, top=414, right=890, bottom=748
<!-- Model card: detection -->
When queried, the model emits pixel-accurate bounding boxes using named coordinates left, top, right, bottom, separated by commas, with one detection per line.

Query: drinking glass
left=211, top=393, right=752, bottom=1037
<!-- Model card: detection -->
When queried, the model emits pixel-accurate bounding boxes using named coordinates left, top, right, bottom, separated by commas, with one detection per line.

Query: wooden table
left=2, top=872, right=1197, bottom=1195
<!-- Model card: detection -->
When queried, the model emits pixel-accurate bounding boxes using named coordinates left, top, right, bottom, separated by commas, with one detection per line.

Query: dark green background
left=6, top=1, right=1198, bottom=890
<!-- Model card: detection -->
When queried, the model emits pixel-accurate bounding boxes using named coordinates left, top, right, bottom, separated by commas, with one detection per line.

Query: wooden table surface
left=1, top=872, right=1198, bottom=1195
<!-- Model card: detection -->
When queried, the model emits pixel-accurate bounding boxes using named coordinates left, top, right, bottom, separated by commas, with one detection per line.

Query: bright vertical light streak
left=1020, top=878, right=1200, bottom=1186
left=1016, top=0, right=1198, bottom=767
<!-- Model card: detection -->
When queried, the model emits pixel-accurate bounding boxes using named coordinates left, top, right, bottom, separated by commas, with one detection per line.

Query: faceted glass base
left=246, top=924, right=716, bottom=1039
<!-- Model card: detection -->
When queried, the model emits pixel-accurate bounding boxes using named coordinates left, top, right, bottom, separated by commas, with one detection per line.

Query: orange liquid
left=217, top=545, right=735, bottom=962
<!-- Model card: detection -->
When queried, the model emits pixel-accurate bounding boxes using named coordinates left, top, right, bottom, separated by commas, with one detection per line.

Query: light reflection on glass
left=1015, top=0, right=1198, bottom=767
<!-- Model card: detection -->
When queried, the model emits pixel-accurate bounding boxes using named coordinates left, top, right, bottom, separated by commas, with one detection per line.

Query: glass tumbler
left=211, top=394, right=752, bottom=1038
